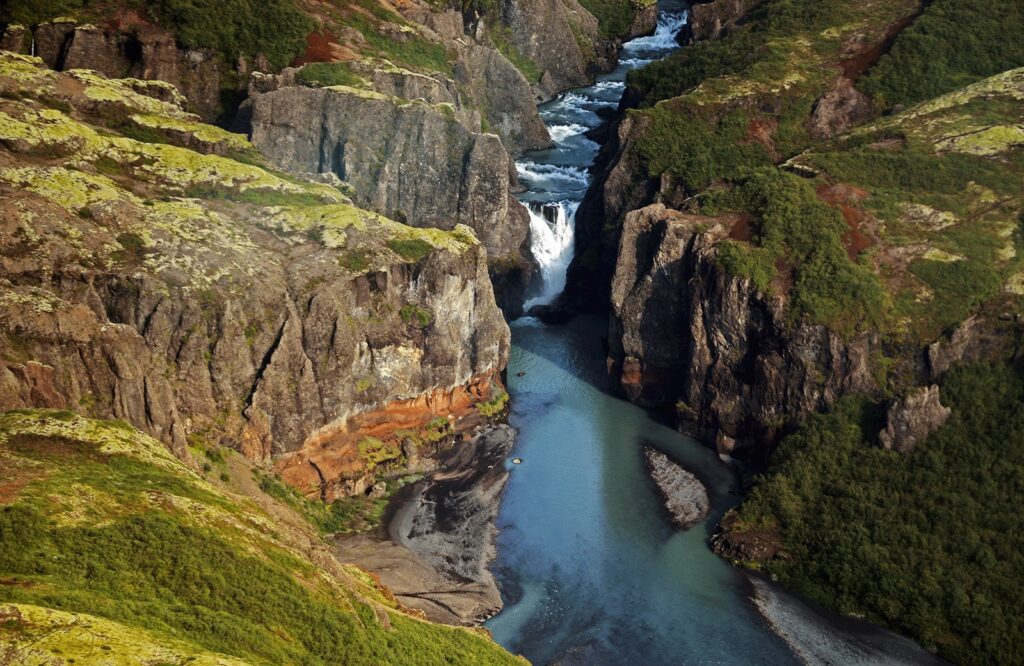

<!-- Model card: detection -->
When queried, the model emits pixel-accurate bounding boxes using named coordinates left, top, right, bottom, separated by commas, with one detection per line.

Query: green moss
left=387, top=237, right=434, bottom=262
left=357, top=436, right=403, bottom=471
left=476, top=390, right=509, bottom=418
left=296, top=62, right=365, bottom=88
left=399, top=304, right=432, bottom=328
left=0, top=411, right=521, bottom=664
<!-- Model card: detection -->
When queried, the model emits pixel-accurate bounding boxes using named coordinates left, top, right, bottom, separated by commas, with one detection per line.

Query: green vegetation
left=0, top=0, right=83, bottom=27
left=860, top=0, right=1024, bottom=107
left=489, top=25, right=541, bottom=83
left=255, top=470, right=395, bottom=535
left=152, top=0, right=314, bottom=69
left=399, top=304, right=432, bottom=328
left=340, top=5, right=452, bottom=75
left=387, top=237, right=434, bottom=262
left=297, top=62, right=363, bottom=88
left=576, top=0, right=652, bottom=39
left=730, top=362, right=1024, bottom=664
left=0, top=411, right=520, bottom=664
left=476, top=390, right=509, bottom=418
left=711, top=169, right=889, bottom=333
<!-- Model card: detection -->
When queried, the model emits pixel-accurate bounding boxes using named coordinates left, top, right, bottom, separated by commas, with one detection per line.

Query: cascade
left=516, top=8, right=690, bottom=308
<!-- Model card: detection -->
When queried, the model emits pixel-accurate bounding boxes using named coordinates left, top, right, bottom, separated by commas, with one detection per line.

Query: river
left=485, top=5, right=946, bottom=665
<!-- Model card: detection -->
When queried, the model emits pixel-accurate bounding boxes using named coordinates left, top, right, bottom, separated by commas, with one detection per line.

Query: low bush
left=732, top=361, right=1024, bottom=664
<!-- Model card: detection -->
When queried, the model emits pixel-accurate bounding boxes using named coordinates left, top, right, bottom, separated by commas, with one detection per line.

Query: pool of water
left=486, top=317, right=800, bottom=664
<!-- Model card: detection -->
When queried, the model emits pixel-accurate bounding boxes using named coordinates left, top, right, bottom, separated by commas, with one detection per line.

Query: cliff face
left=497, top=0, right=609, bottom=96
left=0, top=53, right=510, bottom=499
left=685, top=0, right=765, bottom=42
left=247, top=82, right=533, bottom=317
left=609, top=205, right=877, bottom=457
left=1, top=18, right=246, bottom=122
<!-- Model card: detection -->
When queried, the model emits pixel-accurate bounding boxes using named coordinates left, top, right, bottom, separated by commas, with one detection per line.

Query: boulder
left=878, top=386, right=951, bottom=454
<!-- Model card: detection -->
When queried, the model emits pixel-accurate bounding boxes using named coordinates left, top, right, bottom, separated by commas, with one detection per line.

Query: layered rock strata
left=0, top=53, right=510, bottom=498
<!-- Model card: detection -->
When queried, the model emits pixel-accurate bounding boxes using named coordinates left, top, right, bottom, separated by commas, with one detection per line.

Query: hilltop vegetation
left=0, top=410, right=521, bottom=664
left=859, top=0, right=1024, bottom=107
left=724, top=361, right=1024, bottom=665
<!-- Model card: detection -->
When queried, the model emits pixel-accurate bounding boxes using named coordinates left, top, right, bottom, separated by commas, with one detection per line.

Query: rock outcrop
left=341, top=425, right=515, bottom=624
left=497, top=0, right=610, bottom=97
left=247, top=83, right=534, bottom=316
left=2, top=18, right=246, bottom=121
left=878, top=386, right=951, bottom=453
left=686, top=0, right=765, bottom=43
left=807, top=78, right=873, bottom=140
left=644, top=447, right=709, bottom=529
left=0, top=53, right=510, bottom=498
left=608, top=205, right=878, bottom=458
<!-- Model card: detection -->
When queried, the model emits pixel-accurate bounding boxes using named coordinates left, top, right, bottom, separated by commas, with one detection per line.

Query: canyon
left=1, top=0, right=1022, bottom=662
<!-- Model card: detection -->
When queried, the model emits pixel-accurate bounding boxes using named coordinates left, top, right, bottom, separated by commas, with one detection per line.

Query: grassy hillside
left=617, top=0, right=1024, bottom=344
left=722, top=361, right=1024, bottom=664
left=0, top=409, right=522, bottom=664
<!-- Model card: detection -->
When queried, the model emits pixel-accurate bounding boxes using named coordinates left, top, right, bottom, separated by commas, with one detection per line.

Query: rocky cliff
left=246, top=81, right=534, bottom=317
left=565, top=0, right=1024, bottom=460
left=609, top=205, right=878, bottom=458
left=0, top=16, right=253, bottom=122
left=0, top=52, right=510, bottom=499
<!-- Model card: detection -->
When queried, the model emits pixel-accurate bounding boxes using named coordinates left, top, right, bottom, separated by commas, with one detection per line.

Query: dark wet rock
left=878, top=386, right=951, bottom=454
left=644, top=447, right=710, bottom=529
left=608, top=204, right=878, bottom=459
left=336, top=425, right=515, bottom=625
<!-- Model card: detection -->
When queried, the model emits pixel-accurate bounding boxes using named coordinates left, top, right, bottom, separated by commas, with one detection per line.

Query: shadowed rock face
left=608, top=205, right=878, bottom=459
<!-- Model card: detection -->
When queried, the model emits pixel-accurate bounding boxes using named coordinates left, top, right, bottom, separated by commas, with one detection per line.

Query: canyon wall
left=0, top=53, right=509, bottom=499
left=608, top=205, right=877, bottom=458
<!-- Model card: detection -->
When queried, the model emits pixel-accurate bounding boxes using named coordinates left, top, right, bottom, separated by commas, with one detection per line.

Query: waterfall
left=525, top=201, right=577, bottom=309
left=516, top=6, right=690, bottom=310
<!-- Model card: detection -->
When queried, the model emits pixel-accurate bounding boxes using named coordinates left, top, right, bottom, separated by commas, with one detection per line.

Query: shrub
left=152, top=0, right=314, bottom=69
left=713, top=169, right=889, bottom=333
left=732, top=362, right=1024, bottom=664
left=859, top=0, right=1024, bottom=107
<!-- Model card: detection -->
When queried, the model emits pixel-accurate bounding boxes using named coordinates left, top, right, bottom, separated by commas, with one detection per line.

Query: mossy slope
left=0, top=409, right=522, bottom=665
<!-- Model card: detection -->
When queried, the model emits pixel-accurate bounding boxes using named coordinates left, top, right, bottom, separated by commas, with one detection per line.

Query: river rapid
left=485, top=5, right=947, bottom=664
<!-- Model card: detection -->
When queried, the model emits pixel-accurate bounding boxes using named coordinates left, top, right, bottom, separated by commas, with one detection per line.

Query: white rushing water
left=516, top=8, right=690, bottom=308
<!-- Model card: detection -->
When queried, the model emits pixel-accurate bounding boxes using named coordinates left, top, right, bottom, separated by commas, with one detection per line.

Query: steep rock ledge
left=0, top=54, right=510, bottom=498
left=247, top=83, right=534, bottom=317
left=609, top=205, right=878, bottom=458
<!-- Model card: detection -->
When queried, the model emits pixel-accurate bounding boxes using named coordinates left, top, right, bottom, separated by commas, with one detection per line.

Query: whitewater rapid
left=517, top=8, right=689, bottom=309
